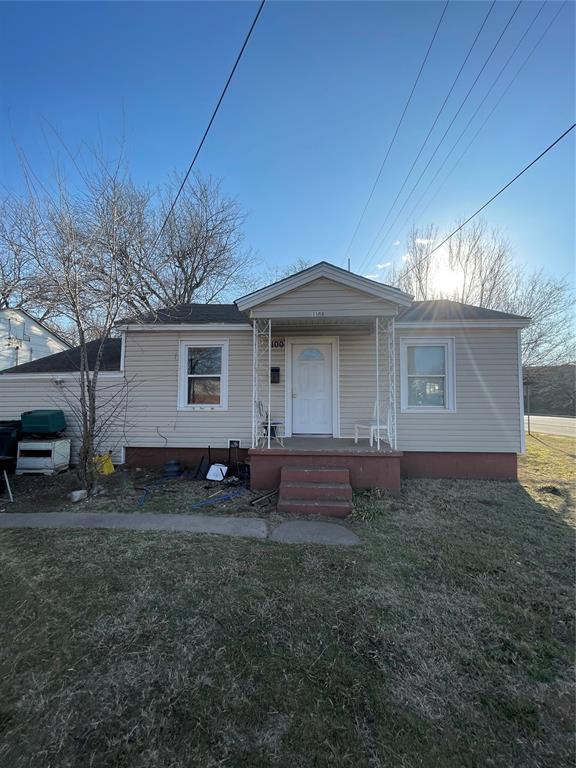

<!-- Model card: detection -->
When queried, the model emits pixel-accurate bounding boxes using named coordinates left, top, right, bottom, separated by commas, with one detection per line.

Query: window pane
left=188, top=347, right=221, bottom=375
left=408, top=376, right=445, bottom=407
left=298, top=347, right=325, bottom=361
left=188, top=377, right=221, bottom=405
left=407, top=346, right=445, bottom=375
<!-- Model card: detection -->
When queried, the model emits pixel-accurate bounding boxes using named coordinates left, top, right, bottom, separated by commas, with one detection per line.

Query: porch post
left=251, top=319, right=257, bottom=448
left=388, top=317, right=397, bottom=450
left=375, top=317, right=381, bottom=450
left=267, top=320, right=272, bottom=449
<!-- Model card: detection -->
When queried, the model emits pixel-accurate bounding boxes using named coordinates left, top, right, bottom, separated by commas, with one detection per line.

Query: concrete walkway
left=0, top=511, right=360, bottom=546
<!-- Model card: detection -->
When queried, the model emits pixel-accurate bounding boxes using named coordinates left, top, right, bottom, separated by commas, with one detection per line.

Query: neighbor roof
left=117, top=303, right=247, bottom=326
left=1, top=338, right=122, bottom=374
left=1, top=307, right=72, bottom=348
left=397, top=300, right=530, bottom=323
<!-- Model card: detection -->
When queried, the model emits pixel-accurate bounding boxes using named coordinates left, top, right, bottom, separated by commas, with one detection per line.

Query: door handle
left=292, top=393, right=298, bottom=399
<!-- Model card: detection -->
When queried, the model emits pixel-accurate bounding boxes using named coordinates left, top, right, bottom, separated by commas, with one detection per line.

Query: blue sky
left=1, top=0, right=574, bottom=282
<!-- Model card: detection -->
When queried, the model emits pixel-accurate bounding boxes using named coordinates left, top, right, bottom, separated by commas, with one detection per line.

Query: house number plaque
left=271, top=338, right=285, bottom=349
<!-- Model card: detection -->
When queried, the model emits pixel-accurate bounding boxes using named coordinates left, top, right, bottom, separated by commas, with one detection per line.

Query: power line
left=341, top=1, right=450, bottom=266
left=401, top=123, right=576, bottom=279
left=356, top=0, right=497, bottom=273
left=384, top=0, right=549, bottom=249
left=369, top=0, right=523, bottom=262
left=147, top=0, right=266, bottom=260
left=400, top=0, right=567, bottom=237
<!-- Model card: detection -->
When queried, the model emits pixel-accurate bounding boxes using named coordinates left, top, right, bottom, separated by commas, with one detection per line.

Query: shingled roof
left=118, top=303, right=247, bottom=325
left=397, top=300, right=530, bottom=323
left=1, top=338, right=122, bottom=374
left=1, top=298, right=530, bottom=376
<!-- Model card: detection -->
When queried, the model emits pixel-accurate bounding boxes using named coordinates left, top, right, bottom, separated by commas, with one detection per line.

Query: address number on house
left=311, top=311, right=325, bottom=317
left=271, top=338, right=285, bottom=349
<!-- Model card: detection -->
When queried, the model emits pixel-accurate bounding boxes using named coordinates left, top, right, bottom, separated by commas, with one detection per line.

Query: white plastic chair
left=354, top=402, right=388, bottom=447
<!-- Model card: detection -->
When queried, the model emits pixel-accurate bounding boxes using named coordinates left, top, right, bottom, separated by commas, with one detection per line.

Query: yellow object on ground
left=94, top=453, right=115, bottom=475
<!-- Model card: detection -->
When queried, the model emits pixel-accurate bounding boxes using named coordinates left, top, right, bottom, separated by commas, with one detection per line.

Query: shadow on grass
left=0, top=456, right=573, bottom=767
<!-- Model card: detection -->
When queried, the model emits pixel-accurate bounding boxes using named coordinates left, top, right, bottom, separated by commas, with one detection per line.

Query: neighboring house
left=0, top=262, right=530, bottom=499
left=0, top=308, right=71, bottom=371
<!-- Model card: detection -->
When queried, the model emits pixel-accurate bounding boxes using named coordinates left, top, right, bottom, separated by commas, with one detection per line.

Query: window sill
left=177, top=405, right=228, bottom=412
left=401, top=406, right=456, bottom=413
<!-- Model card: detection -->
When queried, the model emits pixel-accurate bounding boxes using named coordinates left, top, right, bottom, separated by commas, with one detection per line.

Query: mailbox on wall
left=270, top=366, right=280, bottom=384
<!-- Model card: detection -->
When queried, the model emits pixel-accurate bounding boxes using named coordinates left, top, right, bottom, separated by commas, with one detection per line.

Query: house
left=0, top=262, right=529, bottom=510
left=0, top=308, right=71, bottom=371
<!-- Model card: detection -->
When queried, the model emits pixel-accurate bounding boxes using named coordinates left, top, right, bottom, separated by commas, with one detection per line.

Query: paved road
left=525, top=415, right=576, bottom=438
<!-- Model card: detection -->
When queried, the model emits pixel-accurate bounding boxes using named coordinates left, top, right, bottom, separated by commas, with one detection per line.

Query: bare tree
left=1, top=156, right=142, bottom=491
left=0, top=198, right=55, bottom=322
left=388, top=220, right=575, bottom=366
left=117, top=173, right=256, bottom=314
left=259, top=257, right=312, bottom=287
left=388, top=225, right=437, bottom=299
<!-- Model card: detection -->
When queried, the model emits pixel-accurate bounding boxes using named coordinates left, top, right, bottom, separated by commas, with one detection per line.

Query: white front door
left=292, top=343, right=333, bottom=434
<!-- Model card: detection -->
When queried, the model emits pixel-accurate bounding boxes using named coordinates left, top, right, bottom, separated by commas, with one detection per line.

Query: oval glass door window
left=298, top=347, right=325, bottom=361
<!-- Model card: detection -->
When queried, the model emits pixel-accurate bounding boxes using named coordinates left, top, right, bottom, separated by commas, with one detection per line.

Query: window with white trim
left=178, top=340, right=229, bottom=409
left=400, top=338, right=455, bottom=411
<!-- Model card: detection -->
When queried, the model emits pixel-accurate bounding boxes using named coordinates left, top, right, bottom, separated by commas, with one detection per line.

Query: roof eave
left=395, top=319, right=531, bottom=329
left=116, top=322, right=252, bottom=332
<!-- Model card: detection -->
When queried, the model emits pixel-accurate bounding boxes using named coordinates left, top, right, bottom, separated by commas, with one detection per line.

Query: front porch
left=248, top=315, right=401, bottom=498
left=250, top=316, right=398, bottom=450
left=249, top=436, right=402, bottom=494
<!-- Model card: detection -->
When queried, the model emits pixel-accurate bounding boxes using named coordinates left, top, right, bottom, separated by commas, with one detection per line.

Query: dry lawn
left=0, top=433, right=574, bottom=767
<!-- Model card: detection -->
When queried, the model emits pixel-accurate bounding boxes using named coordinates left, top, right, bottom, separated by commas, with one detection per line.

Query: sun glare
left=430, top=261, right=464, bottom=296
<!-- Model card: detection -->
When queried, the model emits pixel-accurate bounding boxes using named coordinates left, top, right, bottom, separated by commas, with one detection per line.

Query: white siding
left=251, top=277, right=398, bottom=318
left=124, top=330, right=254, bottom=449
left=0, top=324, right=523, bottom=460
left=122, top=327, right=381, bottom=448
left=0, top=309, right=69, bottom=371
left=395, top=326, right=522, bottom=452
left=0, top=375, right=128, bottom=462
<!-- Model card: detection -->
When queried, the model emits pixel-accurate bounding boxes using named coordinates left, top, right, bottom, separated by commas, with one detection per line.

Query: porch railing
left=252, top=318, right=271, bottom=448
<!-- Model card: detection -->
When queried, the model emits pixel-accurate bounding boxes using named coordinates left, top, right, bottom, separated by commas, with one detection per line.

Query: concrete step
left=276, top=498, right=353, bottom=518
left=280, top=465, right=350, bottom=485
left=279, top=481, right=353, bottom=501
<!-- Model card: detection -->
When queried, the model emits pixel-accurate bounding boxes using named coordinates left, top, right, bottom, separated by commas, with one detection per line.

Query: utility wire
left=356, top=0, right=497, bottom=273
left=370, top=0, right=523, bottom=262
left=399, top=0, right=567, bottom=237
left=341, top=1, right=450, bottom=266
left=147, top=0, right=266, bottom=260
left=401, top=123, right=576, bottom=280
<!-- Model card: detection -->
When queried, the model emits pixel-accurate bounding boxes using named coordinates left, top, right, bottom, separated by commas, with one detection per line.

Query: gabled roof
left=397, top=300, right=530, bottom=325
left=0, top=338, right=122, bottom=374
left=117, top=303, right=247, bottom=327
left=1, top=307, right=72, bottom=348
left=234, top=261, right=413, bottom=311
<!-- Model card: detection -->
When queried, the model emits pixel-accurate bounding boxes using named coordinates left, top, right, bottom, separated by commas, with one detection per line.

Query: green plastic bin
left=21, top=409, right=66, bottom=435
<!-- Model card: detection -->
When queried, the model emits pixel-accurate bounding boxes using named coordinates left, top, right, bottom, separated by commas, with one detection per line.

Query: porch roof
left=235, top=261, right=413, bottom=313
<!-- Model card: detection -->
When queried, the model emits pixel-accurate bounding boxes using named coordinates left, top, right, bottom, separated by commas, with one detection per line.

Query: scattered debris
left=69, top=489, right=88, bottom=503
left=250, top=490, right=278, bottom=507
left=190, top=489, right=245, bottom=510
left=206, top=464, right=228, bottom=481
left=163, top=460, right=183, bottom=479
